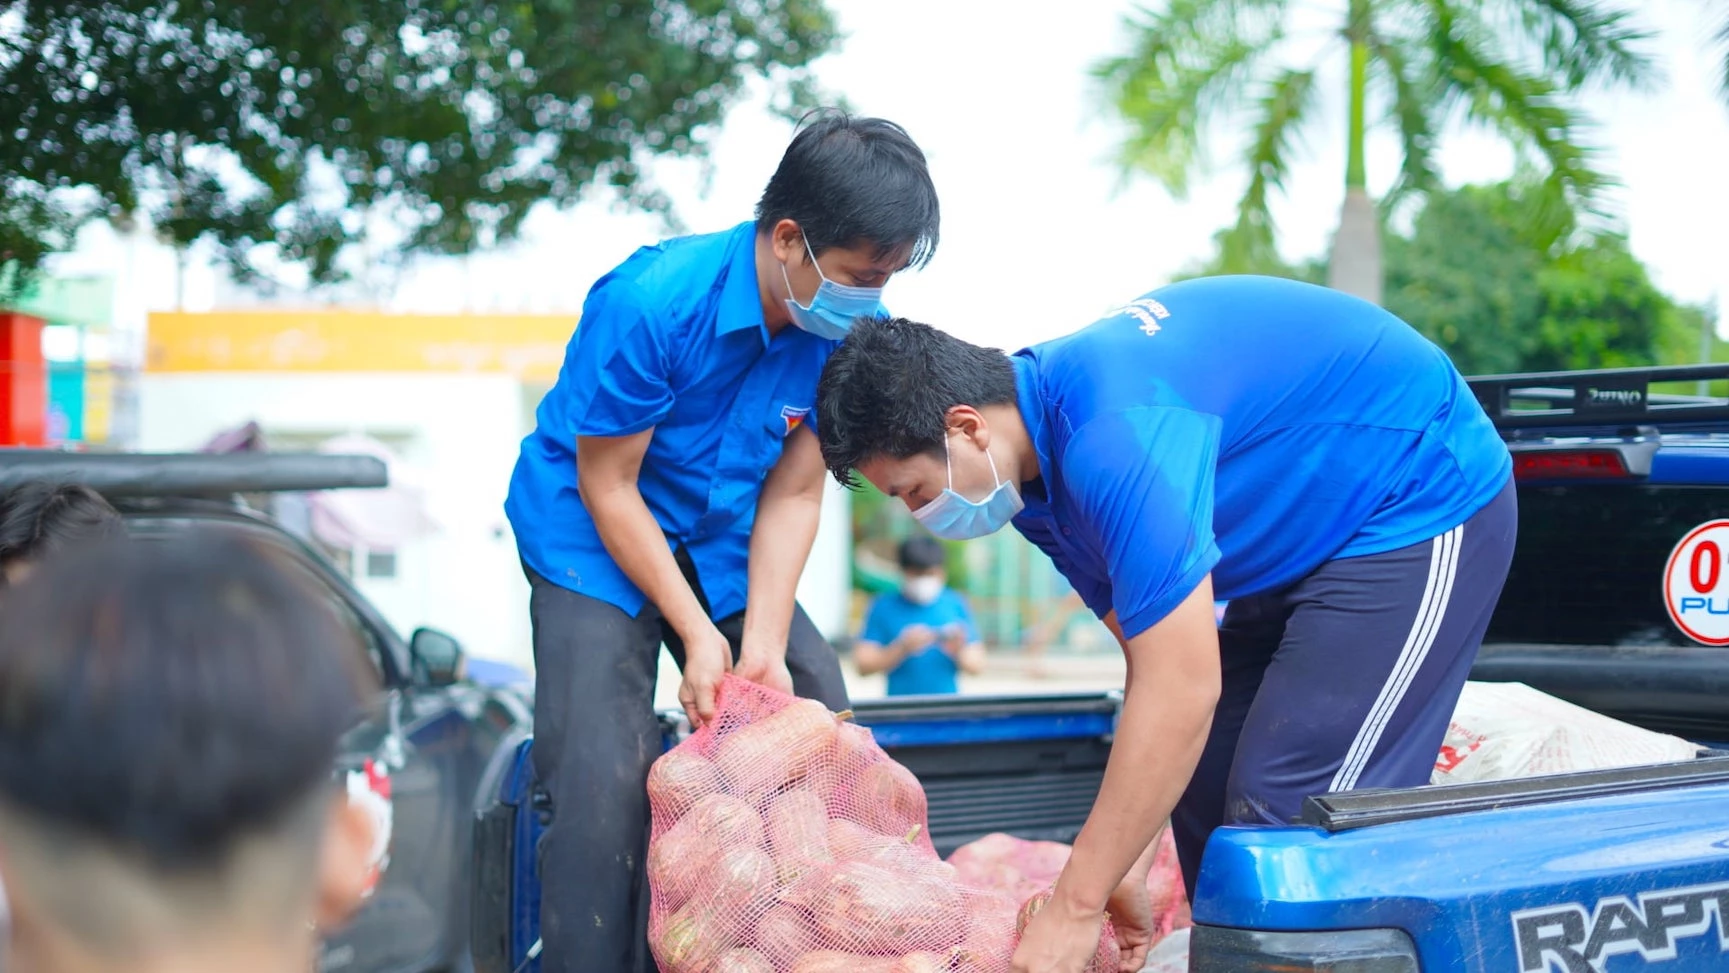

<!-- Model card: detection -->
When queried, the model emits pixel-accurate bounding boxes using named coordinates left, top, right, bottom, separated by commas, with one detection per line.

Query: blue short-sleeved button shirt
left=505, top=222, right=838, bottom=620
left=1011, top=275, right=1512, bottom=639
left=859, top=588, right=979, bottom=696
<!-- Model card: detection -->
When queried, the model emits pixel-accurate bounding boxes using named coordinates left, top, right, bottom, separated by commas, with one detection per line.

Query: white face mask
left=903, top=575, right=944, bottom=605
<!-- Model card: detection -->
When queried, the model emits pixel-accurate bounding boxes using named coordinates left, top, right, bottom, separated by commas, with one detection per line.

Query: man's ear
left=944, top=405, right=990, bottom=449
left=314, top=796, right=378, bottom=931
left=769, top=218, right=806, bottom=265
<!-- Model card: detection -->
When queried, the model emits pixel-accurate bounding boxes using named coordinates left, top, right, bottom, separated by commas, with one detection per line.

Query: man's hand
left=940, top=622, right=968, bottom=656
left=734, top=638, right=794, bottom=697
left=1010, top=892, right=1106, bottom=973
left=1105, top=878, right=1155, bottom=971
left=677, top=625, right=734, bottom=728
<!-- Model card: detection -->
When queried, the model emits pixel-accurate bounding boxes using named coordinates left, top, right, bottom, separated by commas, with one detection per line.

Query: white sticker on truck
left=1663, top=520, right=1729, bottom=646
left=1513, top=880, right=1729, bottom=972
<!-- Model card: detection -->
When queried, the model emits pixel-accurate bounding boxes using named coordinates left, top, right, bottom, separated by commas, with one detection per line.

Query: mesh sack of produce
left=947, top=828, right=1191, bottom=945
left=644, top=675, right=1121, bottom=972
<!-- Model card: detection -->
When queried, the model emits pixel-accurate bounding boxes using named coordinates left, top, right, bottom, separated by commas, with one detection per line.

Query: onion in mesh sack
left=847, top=760, right=928, bottom=837
left=712, top=948, right=775, bottom=973
left=784, top=860, right=966, bottom=954
left=752, top=903, right=816, bottom=969
left=693, top=843, right=776, bottom=917
left=785, top=951, right=947, bottom=973
left=832, top=721, right=879, bottom=771
left=766, top=787, right=833, bottom=884
left=952, top=892, right=1019, bottom=972
left=714, top=697, right=843, bottom=803
left=824, top=818, right=954, bottom=883
left=893, top=953, right=949, bottom=973
left=648, top=794, right=765, bottom=908
left=647, top=749, right=723, bottom=821
left=651, top=899, right=738, bottom=973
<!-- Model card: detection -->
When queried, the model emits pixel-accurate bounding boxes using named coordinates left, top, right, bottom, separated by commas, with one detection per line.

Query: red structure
left=0, top=312, right=47, bottom=447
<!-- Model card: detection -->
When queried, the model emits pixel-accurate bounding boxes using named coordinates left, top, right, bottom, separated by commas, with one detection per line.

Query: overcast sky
left=62, top=0, right=1729, bottom=352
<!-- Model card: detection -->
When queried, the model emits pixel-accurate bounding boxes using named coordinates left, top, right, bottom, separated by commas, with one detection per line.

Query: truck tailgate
left=1194, top=758, right=1729, bottom=972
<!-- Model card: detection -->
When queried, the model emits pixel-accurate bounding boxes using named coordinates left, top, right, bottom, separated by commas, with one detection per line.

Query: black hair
left=755, top=110, right=940, bottom=270
left=817, top=317, right=1018, bottom=488
left=0, top=481, right=123, bottom=577
left=0, top=528, right=376, bottom=871
left=897, top=535, right=947, bottom=571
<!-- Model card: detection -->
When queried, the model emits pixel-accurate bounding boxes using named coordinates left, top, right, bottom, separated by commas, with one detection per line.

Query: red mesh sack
left=947, top=827, right=1193, bottom=947
left=644, top=676, right=1121, bottom=972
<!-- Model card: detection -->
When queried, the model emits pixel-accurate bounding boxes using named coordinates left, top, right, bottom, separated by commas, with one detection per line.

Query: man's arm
left=1062, top=582, right=1216, bottom=907
left=1013, top=406, right=1222, bottom=972
left=1011, top=580, right=1219, bottom=971
left=734, top=424, right=828, bottom=693
left=577, top=431, right=732, bottom=725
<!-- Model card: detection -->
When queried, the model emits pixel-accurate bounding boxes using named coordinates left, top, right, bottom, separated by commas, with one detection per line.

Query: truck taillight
left=1512, top=449, right=1629, bottom=481
left=1189, top=925, right=1420, bottom=971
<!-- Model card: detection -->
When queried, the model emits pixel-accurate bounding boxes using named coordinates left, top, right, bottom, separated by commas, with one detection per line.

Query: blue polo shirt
left=505, top=222, right=838, bottom=620
left=1011, top=275, right=1511, bottom=640
left=859, top=588, right=979, bottom=696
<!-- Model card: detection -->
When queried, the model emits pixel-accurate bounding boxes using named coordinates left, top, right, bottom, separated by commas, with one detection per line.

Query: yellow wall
left=146, top=310, right=577, bottom=382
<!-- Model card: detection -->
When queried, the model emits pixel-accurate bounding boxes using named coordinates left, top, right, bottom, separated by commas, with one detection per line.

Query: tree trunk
left=1328, top=0, right=1382, bottom=304
left=1328, top=188, right=1382, bottom=305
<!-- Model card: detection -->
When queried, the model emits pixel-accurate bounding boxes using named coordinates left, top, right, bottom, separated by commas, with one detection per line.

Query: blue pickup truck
left=472, top=364, right=1729, bottom=973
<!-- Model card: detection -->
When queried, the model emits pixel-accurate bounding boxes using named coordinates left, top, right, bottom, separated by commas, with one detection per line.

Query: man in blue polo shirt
left=505, top=113, right=939, bottom=973
left=814, top=276, right=1515, bottom=972
left=854, top=535, right=985, bottom=694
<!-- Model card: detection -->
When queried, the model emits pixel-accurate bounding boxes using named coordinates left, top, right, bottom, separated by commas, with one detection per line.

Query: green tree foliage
left=1178, top=180, right=1717, bottom=377
left=0, top=0, right=839, bottom=293
left=1382, top=182, right=1713, bottom=376
left=1093, top=0, right=1657, bottom=303
left=1716, top=1, right=1729, bottom=105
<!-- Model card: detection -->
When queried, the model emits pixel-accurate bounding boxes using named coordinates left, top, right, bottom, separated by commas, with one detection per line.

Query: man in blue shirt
left=854, top=535, right=985, bottom=694
left=814, top=276, right=1516, bottom=973
left=504, top=113, right=939, bottom=973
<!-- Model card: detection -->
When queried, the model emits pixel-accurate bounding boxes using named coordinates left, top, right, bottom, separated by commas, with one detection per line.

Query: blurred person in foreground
left=815, top=277, right=1515, bottom=972
left=853, top=535, right=984, bottom=694
left=0, top=531, right=382, bottom=973
left=504, top=111, right=940, bottom=971
left=0, top=482, right=122, bottom=585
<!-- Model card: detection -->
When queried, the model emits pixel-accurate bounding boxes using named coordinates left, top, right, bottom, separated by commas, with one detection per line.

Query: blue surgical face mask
left=911, top=438, right=1025, bottom=541
left=781, top=234, right=887, bottom=340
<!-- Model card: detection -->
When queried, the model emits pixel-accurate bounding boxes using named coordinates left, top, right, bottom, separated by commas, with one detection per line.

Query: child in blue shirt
left=854, top=535, right=984, bottom=694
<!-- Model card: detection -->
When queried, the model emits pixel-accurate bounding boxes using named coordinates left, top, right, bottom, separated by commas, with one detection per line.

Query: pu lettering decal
left=1112, top=298, right=1171, bottom=336
left=1512, top=880, right=1729, bottom=972
left=780, top=404, right=811, bottom=436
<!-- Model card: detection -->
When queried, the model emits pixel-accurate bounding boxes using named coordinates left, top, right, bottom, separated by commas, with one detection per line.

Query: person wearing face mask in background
left=853, top=535, right=985, bottom=695
left=814, top=276, right=1515, bottom=973
left=504, top=110, right=940, bottom=973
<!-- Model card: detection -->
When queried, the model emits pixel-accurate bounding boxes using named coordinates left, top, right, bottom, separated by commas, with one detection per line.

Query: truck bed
left=469, top=651, right=1726, bottom=973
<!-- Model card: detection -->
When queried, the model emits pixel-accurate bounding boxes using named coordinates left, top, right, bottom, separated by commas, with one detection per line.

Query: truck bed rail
left=1468, top=364, right=1729, bottom=431
left=1302, top=754, right=1729, bottom=832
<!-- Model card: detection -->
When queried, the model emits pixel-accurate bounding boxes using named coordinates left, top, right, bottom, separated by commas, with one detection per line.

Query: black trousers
left=525, top=551, right=850, bottom=973
left=1171, top=479, right=1517, bottom=896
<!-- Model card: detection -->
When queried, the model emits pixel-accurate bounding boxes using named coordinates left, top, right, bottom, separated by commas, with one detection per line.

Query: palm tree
left=1094, top=0, right=1657, bottom=305
left=1715, top=1, right=1729, bottom=106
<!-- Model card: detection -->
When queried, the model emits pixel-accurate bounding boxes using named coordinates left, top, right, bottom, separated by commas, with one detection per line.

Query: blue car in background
left=473, top=364, right=1729, bottom=973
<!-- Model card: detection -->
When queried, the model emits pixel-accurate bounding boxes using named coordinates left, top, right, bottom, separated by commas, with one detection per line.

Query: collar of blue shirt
left=1011, top=353, right=1056, bottom=497
left=715, top=221, right=769, bottom=339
